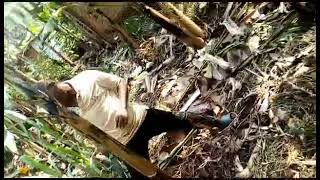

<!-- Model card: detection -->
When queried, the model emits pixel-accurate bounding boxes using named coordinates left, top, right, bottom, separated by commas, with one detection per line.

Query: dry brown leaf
left=293, top=66, right=310, bottom=77
left=188, top=99, right=212, bottom=115
left=158, top=152, right=170, bottom=162
left=210, top=93, right=227, bottom=106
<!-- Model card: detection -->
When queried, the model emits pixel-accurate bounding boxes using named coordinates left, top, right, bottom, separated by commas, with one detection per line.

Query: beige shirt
left=65, top=70, right=148, bottom=145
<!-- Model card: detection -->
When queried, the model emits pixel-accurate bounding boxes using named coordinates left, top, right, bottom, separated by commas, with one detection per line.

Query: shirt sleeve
left=95, top=71, right=123, bottom=92
left=66, top=70, right=122, bottom=93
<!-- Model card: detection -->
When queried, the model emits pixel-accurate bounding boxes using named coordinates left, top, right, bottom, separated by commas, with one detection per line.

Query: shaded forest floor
left=86, top=3, right=316, bottom=178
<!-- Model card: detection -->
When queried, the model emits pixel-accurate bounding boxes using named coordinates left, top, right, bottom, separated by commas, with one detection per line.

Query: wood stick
left=58, top=109, right=171, bottom=179
left=165, top=2, right=205, bottom=39
left=159, top=129, right=197, bottom=169
left=143, top=5, right=206, bottom=49
left=94, top=9, right=140, bottom=49
left=180, top=89, right=201, bottom=112
left=150, top=56, right=175, bottom=75
left=236, top=139, right=262, bottom=178
left=293, top=160, right=316, bottom=166
left=159, top=89, right=200, bottom=170
left=223, top=2, right=234, bottom=20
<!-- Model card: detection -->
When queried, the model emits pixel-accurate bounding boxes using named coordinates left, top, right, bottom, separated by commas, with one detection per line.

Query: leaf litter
left=114, top=2, right=316, bottom=178
left=14, top=2, right=314, bottom=178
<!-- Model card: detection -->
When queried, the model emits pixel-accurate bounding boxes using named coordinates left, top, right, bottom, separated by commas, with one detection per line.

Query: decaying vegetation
left=4, top=2, right=316, bottom=178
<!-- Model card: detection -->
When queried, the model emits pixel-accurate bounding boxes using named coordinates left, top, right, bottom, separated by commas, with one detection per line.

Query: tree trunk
left=65, top=7, right=117, bottom=46
left=95, top=9, right=140, bottom=49
left=62, top=11, right=106, bottom=48
left=64, top=3, right=140, bottom=47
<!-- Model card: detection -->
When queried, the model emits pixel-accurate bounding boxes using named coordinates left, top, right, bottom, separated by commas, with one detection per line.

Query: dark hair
left=35, top=80, right=57, bottom=101
left=37, top=81, right=77, bottom=107
left=34, top=80, right=60, bottom=115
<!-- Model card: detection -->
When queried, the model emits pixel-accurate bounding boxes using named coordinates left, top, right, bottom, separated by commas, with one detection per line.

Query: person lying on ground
left=36, top=70, right=234, bottom=167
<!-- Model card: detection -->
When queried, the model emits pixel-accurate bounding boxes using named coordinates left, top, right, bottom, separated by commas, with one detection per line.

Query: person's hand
left=115, top=108, right=128, bottom=129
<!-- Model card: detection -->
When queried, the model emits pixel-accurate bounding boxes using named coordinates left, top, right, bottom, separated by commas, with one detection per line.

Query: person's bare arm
left=118, top=78, right=128, bottom=110
left=116, top=78, right=129, bottom=128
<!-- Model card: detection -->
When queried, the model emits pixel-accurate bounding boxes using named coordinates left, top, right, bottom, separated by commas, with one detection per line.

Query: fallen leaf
left=247, top=35, right=260, bottom=53
left=188, top=99, right=213, bottom=115
left=222, top=17, right=244, bottom=36
left=19, top=166, right=30, bottom=175
left=199, top=2, right=208, bottom=9
left=203, top=63, right=228, bottom=80
left=210, top=93, right=227, bottom=106
left=293, top=66, right=309, bottom=77
left=4, top=110, right=28, bottom=122
left=192, top=59, right=203, bottom=69
left=205, top=54, right=231, bottom=70
left=163, top=76, right=191, bottom=107
left=259, top=92, right=269, bottom=113
left=161, top=80, right=176, bottom=97
left=226, top=77, right=242, bottom=98
left=130, top=66, right=142, bottom=78
left=158, top=152, right=170, bottom=162
left=4, top=129, right=18, bottom=154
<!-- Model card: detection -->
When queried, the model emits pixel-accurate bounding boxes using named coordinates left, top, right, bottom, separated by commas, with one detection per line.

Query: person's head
left=37, top=81, right=78, bottom=107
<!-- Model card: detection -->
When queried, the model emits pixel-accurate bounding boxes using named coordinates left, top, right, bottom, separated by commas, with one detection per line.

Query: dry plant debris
left=117, top=2, right=316, bottom=178
left=63, top=2, right=315, bottom=178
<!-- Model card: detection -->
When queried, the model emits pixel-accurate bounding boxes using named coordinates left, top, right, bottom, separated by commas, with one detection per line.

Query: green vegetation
left=4, top=2, right=316, bottom=178
left=27, top=57, right=73, bottom=81
left=4, top=2, right=131, bottom=178
left=124, top=14, right=160, bottom=40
